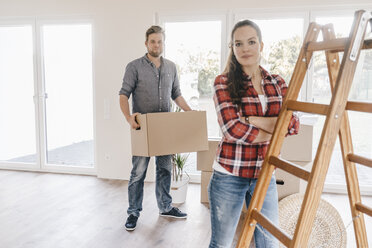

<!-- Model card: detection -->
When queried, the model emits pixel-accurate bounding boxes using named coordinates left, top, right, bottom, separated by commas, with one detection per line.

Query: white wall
left=0, top=0, right=370, bottom=180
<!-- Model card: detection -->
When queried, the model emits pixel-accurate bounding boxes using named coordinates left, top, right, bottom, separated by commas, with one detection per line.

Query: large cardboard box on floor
left=201, top=171, right=213, bottom=203
left=131, top=111, right=208, bottom=157
left=197, top=139, right=220, bottom=172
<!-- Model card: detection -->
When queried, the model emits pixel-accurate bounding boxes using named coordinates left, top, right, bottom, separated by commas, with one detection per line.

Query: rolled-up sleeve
left=214, top=75, right=259, bottom=144
left=276, top=75, right=300, bottom=136
left=171, top=64, right=181, bottom=100
left=119, top=63, right=137, bottom=97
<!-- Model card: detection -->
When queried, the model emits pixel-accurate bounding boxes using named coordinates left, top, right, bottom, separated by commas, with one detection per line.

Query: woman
left=208, top=20, right=299, bottom=248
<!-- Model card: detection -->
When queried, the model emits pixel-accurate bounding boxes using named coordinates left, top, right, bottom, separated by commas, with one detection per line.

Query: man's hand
left=120, top=95, right=140, bottom=130
left=127, top=113, right=140, bottom=130
left=174, top=96, right=192, bottom=111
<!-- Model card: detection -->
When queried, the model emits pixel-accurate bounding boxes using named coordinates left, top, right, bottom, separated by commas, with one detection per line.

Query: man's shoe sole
left=125, top=226, right=136, bottom=231
left=159, top=214, right=187, bottom=219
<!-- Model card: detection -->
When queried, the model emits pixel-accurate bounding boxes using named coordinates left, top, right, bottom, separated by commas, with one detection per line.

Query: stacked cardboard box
left=197, top=139, right=219, bottom=203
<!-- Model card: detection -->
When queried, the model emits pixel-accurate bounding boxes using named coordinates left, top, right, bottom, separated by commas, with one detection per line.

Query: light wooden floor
left=0, top=170, right=371, bottom=248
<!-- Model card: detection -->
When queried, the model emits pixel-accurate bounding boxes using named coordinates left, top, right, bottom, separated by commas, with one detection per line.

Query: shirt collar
left=143, top=53, right=164, bottom=65
left=243, top=66, right=273, bottom=81
left=259, top=66, right=273, bottom=81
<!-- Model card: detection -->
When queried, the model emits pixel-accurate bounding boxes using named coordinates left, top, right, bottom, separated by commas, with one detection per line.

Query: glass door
left=40, top=23, right=95, bottom=169
left=0, top=20, right=95, bottom=173
left=0, top=24, right=38, bottom=168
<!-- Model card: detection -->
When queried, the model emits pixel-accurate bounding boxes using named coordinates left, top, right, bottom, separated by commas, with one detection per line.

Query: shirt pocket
left=161, top=71, right=173, bottom=89
left=160, top=71, right=173, bottom=97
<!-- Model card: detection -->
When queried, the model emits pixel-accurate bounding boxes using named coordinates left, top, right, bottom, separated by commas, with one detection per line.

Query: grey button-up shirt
left=119, top=54, right=181, bottom=114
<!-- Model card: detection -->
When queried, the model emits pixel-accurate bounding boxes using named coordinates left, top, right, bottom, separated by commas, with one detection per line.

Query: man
left=119, top=25, right=192, bottom=231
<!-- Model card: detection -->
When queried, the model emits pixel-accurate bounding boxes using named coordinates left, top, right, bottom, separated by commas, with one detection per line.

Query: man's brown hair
left=145, top=25, right=165, bottom=41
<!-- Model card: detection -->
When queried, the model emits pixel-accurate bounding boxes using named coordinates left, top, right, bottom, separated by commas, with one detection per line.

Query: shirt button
left=160, top=97, right=162, bottom=100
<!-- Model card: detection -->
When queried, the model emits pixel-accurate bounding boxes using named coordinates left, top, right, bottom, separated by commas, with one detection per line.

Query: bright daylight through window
left=42, top=24, right=94, bottom=167
left=164, top=20, right=221, bottom=175
left=313, top=16, right=372, bottom=189
left=0, top=26, right=36, bottom=163
left=0, top=22, right=95, bottom=169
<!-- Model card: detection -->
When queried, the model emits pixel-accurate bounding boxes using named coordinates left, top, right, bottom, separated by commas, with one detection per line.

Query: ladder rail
left=322, top=22, right=369, bottom=248
left=287, top=100, right=329, bottom=115
left=355, top=203, right=372, bottom=217
left=251, top=209, right=292, bottom=246
left=269, top=156, right=310, bottom=181
left=348, top=153, right=372, bottom=168
left=346, top=101, right=372, bottom=113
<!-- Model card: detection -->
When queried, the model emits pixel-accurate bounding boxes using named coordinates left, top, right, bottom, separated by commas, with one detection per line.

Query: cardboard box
left=201, top=171, right=213, bottom=203
left=131, top=111, right=208, bottom=157
left=281, top=124, right=313, bottom=162
left=197, top=139, right=220, bottom=172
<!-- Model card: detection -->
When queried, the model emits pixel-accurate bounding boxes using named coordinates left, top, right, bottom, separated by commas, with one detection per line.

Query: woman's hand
left=240, top=116, right=273, bottom=143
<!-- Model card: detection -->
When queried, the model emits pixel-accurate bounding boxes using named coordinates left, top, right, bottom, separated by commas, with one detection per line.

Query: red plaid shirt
left=214, top=66, right=299, bottom=178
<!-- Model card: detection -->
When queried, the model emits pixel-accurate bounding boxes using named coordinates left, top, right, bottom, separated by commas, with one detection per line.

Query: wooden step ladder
left=237, top=10, right=372, bottom=248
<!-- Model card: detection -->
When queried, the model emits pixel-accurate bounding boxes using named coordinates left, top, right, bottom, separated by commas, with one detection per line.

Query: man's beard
left=148, top=50, right=162, bottom=57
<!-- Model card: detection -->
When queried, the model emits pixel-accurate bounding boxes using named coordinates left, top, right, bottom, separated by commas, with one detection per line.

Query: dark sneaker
left=125, top=215, right=138, bottom=231
left=160, top=207, right=187, bottom=219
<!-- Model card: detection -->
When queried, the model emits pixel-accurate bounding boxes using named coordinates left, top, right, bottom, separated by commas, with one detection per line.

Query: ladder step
left=355, top=202, right=372, bottom=217
left=269, top=156, right=310, bottom=181
left=347, top=154, right=372, bottom=169
left=307, top=38, right=372, bottom=52
left=251, top=209, right=292, bottom=247
left=287, top=100, right=329, bottom=115
left=346, top=101, right=372, bottom=113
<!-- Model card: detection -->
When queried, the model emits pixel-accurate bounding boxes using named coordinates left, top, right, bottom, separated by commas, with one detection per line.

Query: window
left=251, top=18, right=304, bottom=85
left=311, top=13, right=372, bottom=191
left=163, top=20, right=222, bottom=137
left=158, top=9, right=371, bottom=191
left=234, top=12, right=307, bottom=88
left=160, top=16, right=224, bottom=176
left=0, top=19, right=95, bottom=173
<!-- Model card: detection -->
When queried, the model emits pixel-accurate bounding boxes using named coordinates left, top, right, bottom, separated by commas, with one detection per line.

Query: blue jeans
left=208, top=171, right=279, bottom=248
left=127, top=155, right=173, bottom=217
